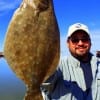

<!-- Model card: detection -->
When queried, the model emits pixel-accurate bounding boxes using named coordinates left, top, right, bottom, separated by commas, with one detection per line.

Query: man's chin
left=76, top=51, right=88, bottom=57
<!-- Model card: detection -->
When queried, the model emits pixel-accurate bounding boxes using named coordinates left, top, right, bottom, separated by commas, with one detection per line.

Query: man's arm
left=0, top=52, right=4, bottom=58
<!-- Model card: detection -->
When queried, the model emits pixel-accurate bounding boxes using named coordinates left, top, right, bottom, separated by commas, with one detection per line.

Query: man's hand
left=0, top=52, right=4, bottom=58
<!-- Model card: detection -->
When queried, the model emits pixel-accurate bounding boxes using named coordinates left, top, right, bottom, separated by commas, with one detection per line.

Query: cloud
left=91, top=29, right=100, bottom=39
left=90, top=29, right=100, bottom=52
left=0, top=0, right=21, bottom=16
left=60, top=35, right=69, bottom=57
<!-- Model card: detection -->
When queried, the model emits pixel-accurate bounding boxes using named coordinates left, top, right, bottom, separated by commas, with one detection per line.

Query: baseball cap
left=67, top=23, right=90, bottom=38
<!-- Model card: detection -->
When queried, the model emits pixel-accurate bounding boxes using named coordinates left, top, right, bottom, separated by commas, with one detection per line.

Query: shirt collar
left=68, top=53, right=93, bottom=68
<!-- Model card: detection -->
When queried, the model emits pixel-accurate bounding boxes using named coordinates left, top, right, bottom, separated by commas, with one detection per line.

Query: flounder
left=4, top=0, right=60, bottom=99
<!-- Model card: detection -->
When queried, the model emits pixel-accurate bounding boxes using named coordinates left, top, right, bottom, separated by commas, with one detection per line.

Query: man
left=41, top=23, right=100, bottom=100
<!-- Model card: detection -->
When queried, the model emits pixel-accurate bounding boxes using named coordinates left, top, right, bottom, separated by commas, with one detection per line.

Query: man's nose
left=78, top=40, right=84, bottom=44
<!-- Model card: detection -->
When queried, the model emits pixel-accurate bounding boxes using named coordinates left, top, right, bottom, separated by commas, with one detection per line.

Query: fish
left=3, top=0, right=60, bottom=100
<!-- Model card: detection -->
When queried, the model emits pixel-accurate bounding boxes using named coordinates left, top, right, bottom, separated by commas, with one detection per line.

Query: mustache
left=76, top=45, right=87, bottom=49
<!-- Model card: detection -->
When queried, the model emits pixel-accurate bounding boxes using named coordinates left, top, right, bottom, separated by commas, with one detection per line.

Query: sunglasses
left=70, top=37, right=90, bottom=44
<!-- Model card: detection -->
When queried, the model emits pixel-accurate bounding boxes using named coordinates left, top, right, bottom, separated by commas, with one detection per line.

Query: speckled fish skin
left=4, top=0, right=60, bottom=100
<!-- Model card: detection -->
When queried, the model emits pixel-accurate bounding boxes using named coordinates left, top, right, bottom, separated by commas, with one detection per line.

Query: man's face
left=67, top=30, right=91, bottom=58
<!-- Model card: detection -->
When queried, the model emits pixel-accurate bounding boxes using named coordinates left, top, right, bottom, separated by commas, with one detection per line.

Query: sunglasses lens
left=71, top=39, right=79, bottom=43
left=81, top=38, right=89, bottom=42
left=71, top=38, right=90, bottom=43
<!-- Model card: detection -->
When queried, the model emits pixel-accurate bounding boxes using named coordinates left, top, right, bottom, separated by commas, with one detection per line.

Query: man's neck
left=76, top=53, right=91, bottom=63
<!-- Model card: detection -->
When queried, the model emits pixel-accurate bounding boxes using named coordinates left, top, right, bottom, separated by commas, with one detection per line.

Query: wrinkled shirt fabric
left=41, top=54, right=100, bottom=100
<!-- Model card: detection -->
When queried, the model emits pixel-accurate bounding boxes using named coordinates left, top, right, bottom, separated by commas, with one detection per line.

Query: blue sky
left=0, top=0, right=100, bottom=99
left=53, top=0, right=100, bottom=56
left=0, top=0, right=100, bottom=56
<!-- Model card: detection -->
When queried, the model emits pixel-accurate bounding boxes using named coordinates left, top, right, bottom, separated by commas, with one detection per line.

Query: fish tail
left=24, top=86, right=43, bottom=100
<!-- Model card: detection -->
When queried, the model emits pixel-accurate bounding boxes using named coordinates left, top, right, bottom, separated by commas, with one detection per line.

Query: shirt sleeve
left=40, top=68, right=62, bottom=91
left=40, top=68, right=62, bottom=99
